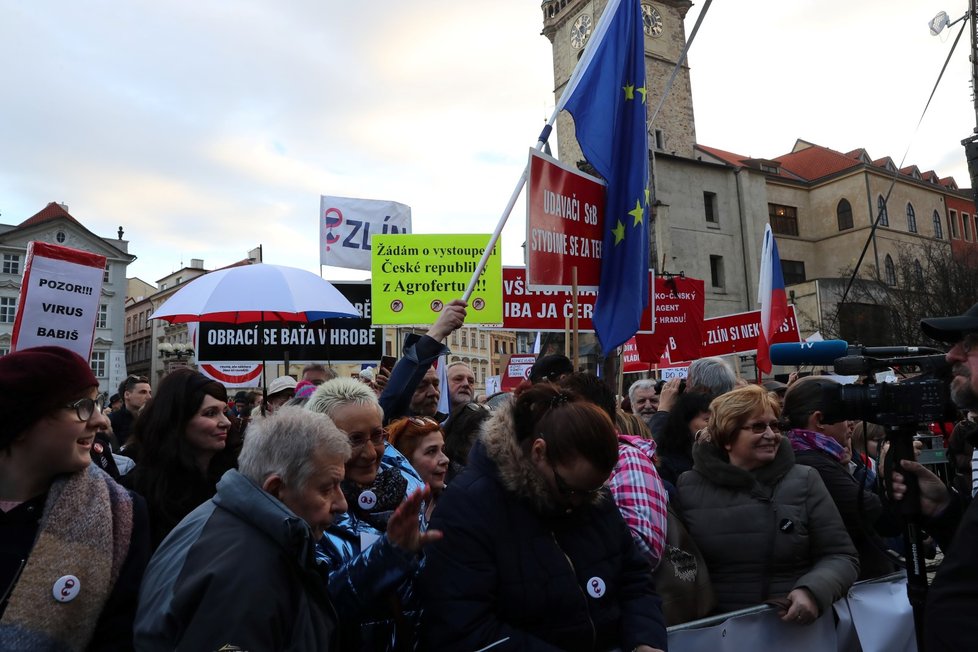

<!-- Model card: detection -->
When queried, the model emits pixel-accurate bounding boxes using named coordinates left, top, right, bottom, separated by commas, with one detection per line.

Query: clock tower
left=541, top=0, right=697, bottom=163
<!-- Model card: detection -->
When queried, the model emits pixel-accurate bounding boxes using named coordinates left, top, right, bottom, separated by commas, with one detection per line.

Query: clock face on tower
left=570, top=13, right=593, bottom=50
left=641, top=3, right=663, bottom=37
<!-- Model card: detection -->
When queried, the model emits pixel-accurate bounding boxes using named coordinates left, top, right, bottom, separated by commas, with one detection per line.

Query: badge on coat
left=586, top=576, right=606, bottom=598
left=358, top=490, right=378, bottom=510
left=53, top=575, right=80, bottom=602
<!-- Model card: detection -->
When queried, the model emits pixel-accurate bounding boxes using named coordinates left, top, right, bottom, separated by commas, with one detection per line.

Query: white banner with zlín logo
left=320, top=195, right=411, bottom=271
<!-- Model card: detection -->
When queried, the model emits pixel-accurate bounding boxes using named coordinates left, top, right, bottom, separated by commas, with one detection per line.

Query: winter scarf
left=0, top=464, right=134, bottom=651
left=788, top=428, right=847, bottom=463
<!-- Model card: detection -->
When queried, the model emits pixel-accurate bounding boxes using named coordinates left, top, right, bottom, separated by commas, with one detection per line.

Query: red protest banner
left=526, top=149, right=605, bottom=291
left=502, top=353, right=537, bottom=391
left=635, top=276, right=705, bottom=362
left=622, top=338, right=649, bottom=373
left=496, top=267, right=653, bottom=333
left=700, top=305, right=800, bottom=357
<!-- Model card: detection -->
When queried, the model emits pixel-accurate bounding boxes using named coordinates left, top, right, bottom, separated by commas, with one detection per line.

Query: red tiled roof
left=773, top=144, right=861, bottom=181
left=19, top=202, right=84, bottom=228
left=695, top=144, right=750, bottom=168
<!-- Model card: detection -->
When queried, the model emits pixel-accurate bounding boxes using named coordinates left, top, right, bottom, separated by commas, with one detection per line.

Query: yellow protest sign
left=371, top=234, right=502, bottom=326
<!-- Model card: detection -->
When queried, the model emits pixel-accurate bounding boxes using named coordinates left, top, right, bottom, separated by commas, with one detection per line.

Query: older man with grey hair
left=628, top=378, right=659, bottom=428
left=135, top=407, right=351, bottom=650
left=648, top=357, right=738, bottom=441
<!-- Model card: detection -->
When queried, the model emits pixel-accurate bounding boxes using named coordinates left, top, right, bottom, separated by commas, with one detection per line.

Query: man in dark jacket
left=889, top=303, right=978, bottom=651
left=134, top=407, right=352, bottom=651
left=380, top=299, right=466, bottom=422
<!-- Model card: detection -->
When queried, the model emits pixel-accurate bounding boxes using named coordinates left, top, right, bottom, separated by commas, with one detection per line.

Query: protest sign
left=320, top=195, right=411, bottom=271
left=635, top=276, right=705, bottom=362
left=197, top=282, right=382, bottom=362
left=526, top=149, right=605, bottom=291
left=198, top=362, right=264, bottom=387
left=371, top=234, right=502, bottom=325
left=502, top=354, right=537, bottom=391
left=494, top=267, right=653, bottom=332
left=11, top=241, right=105, bottom=358
left=622, top=338, right=647, bottom=373
left=699, top=305, right=800, bottom=358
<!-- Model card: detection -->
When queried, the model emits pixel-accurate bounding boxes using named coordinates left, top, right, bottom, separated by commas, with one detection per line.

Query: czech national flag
left=756, top=224, right=788, bottom=374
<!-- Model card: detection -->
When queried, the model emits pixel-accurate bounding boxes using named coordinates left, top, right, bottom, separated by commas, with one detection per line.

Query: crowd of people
left=5, top=299, right=978, bottom=651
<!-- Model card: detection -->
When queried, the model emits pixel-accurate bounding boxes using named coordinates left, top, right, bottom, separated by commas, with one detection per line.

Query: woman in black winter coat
left=782, top=376, right=900, bottom=579
left=418, top=385, right=667, bottom=652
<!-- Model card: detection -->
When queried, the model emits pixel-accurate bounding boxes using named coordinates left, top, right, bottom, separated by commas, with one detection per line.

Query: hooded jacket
left=677, top=438, right=859, bottom=614
left=134, top=469, right=337, bottom=651
left=418, top=405, right=667, bottom=651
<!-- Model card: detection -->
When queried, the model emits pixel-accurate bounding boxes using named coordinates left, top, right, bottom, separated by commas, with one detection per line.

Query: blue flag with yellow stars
left=559, top=0, right=649, bottom=355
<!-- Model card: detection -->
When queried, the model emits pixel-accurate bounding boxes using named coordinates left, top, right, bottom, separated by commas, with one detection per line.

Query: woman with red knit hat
left=0, top=346, right=150, bottom=650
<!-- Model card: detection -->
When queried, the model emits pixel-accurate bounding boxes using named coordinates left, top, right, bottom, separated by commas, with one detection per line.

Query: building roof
left=773, top=144, right=861, bottom=181
left=19, top=202, right=84, bottom=229
left=695, top=144, right=750, bottom=168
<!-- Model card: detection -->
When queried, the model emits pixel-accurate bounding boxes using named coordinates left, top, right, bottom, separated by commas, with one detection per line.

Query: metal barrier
left=666, top=572, right=919, bottom=652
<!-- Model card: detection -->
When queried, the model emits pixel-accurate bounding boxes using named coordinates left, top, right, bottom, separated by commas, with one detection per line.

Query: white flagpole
left=461, top=0, right=626, bottom=302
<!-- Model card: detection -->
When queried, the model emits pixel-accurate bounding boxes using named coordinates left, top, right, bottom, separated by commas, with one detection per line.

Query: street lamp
left=159, top=342, right=195, bottom=361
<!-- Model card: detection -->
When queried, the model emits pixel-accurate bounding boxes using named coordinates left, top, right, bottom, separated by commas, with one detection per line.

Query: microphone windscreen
left=769, top=340, right=849, bottom=366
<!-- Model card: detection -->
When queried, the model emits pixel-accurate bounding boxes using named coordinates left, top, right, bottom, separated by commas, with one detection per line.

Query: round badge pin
left=358, top=490, right=378, bottom=510
left=586, top=576, right=606, bottom=598
left=53, top=575, right=81, bottom=602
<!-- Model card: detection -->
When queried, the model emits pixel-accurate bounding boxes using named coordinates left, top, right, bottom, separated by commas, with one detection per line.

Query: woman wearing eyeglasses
left=676, top=384, right=858, bottom=625
left=388, top=416, right=450, bottom=523
left=0, top=346, right=150, bottom=650
left=120, top=368, right=233, bottom=549
left=305, top=377, right=436, bottom=652
left=418, top=384, right=667, bottom=652
left=783, top=376, right=899, bottom=580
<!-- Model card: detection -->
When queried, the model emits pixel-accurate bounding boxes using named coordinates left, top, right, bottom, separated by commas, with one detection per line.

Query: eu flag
left=559, top=0, right=649, bottom=355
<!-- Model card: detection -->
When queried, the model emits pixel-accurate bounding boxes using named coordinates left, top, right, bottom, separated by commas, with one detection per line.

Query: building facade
left=540, top=4, right=975, bottom=362
left=0, top=202, right=135, bottom=394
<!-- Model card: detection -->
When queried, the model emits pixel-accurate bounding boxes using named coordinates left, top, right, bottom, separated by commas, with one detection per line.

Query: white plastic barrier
left=667, top=573, right=917, bottom=652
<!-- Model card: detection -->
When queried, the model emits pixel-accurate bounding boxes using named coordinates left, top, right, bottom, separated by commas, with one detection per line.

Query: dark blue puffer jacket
left=418, top=406, right=667, bottom=651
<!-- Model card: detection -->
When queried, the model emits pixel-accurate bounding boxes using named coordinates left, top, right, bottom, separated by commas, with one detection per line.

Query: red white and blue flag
left=756, top=224, right=788, bottom=374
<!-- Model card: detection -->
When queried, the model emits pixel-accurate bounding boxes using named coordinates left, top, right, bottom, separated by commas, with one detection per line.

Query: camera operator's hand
left=786, top=371, right=799, bottom=387
left=890, top=459, right=953, bottom=518
left=658, top=378, right=683, bottom=413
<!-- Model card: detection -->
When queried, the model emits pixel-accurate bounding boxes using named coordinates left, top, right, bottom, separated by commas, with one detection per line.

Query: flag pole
left=461, top=0, right=627, bottom=303
left=572, top=266, right=580, bottom=371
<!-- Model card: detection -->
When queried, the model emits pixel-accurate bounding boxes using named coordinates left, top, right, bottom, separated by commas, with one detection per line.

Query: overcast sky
left=1, top=0, right=974, bottom=285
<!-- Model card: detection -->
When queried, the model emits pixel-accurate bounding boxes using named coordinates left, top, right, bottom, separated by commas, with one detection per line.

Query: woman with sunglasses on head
left=676, top=384, right=858, bottom=625
left=119, top=368, right=234, bottom=550
left=388, top=416, right=450, bottom=523
left=305, top=377, right=438, bottom=652
left=442, top=401, right=492, bottom=482
left=0, top=347, right=150, bottom=650
left=418, top=384, right=666, bottom=652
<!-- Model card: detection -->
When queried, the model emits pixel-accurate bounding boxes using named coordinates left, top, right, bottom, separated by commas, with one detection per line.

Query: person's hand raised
left=386, top=485, right=443, bottom=552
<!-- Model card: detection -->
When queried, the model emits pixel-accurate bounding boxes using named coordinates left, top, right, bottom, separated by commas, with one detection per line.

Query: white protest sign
left=320, top=195, right=412, bottom=271
left=11, top=241, right=105, bottom=359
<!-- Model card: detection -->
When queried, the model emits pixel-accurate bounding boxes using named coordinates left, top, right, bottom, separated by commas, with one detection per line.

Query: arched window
left=877, top=195, right=889, bottom=226
left=884, top=254, right=896, bottom=286
left=914, top=259, right=924, bottom=285
left=906, top=202, right=917, bottom=233
left=933, top=210, right=944, bottom=239
left=837, top=199, right=853, bottom=230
